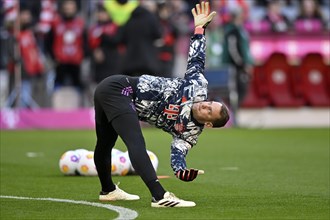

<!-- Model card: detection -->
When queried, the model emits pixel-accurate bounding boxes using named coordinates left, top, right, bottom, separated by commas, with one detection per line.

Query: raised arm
left=185, top=1, right=216, bottom=79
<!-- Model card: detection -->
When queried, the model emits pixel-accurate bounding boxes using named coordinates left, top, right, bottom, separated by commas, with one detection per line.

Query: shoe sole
left=151, top=202, right=196, bottom=208
left=99, top=196, right=140, bottom=201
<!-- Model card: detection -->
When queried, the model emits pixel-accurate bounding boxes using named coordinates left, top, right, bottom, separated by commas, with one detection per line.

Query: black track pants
left=94, top=112, right=165, bottom=199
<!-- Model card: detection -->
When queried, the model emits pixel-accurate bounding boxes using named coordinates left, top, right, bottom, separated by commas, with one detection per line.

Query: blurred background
left=0, top=0, right=329, bottom=129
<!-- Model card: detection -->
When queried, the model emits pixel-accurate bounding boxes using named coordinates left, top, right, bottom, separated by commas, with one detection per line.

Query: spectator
left=1, top=0, right=17, bottom=108
left=45, top=0, right=87, bottom=98
left=222, top=8, right=254, bottom=123
left=217, top=0, right=250, bottom=25
left=8, top=8, right=45, bottom=108
left=103, top=0, right=138, bottom=26
left=0, top=0, right=12, bottom=108
left=140, top=0, right=158, bottom=14
left=297, top=0, right=324, bottom=20
left=19, top=0, right=42, bottom=25
left=118, top=1, right=162, bottom=76
left=44, top=0, right=89, bottom=109
left=36, top=0, right=58, bottom=35
left=295, top=0, right=325, bottom=32
left=168, top=0, right=192, bottom=78
left=263, top=0, right=291, bottom=32
left=45, top=0, right=87, bottom=91
left=205, top=0, right=224, bottom=69
left=155, top=2, right=178, bottom=78
left=88, top=4, right=121, bottom=84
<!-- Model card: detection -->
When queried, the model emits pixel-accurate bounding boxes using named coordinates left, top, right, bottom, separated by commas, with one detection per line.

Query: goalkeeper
left=94, top=1, right=229, bottom=208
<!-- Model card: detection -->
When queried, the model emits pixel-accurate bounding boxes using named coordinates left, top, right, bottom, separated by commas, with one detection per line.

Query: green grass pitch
left=0, top=128, right=329, bottom=219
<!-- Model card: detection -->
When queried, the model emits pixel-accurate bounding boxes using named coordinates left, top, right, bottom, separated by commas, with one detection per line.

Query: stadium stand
left=241, top=66, right=269, bottom=108
left=263, top=53, right=305, bottom=107
left=298, top=53, right=329, bottom=107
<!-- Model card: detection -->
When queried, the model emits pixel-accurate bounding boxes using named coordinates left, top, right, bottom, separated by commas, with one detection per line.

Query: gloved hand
left=191, top=1, right=217, bottom=29
left=176, top=168, right=204, bottom=182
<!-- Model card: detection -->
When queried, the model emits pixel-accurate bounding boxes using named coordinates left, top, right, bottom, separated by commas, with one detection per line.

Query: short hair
left=212, top=102, right=230, bottom=128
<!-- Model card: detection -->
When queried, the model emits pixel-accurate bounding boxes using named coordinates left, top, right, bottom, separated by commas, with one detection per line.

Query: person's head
left=20, top=8, right=33, bottom=29
left=300, top=0, right=321, bottom=18
left=192, top=101, right=230, bottom=128
left=61, top=0, right=78, bottom=20
left=96, top=4, right=110, bottom=23
left=230, top=8, right=244, bottom=26
left=267, top=0, right=282, bottom=15
left=141, top=1, right=157, bottom=13
left=158, top=2, right=170, bottom=20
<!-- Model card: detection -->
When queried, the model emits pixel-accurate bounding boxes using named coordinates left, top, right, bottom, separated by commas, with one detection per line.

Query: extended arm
left=170, top=138, right=191, bottom=173
left=185, top=1, right=216, bottom=80
left=170, top=138, right=201, bottom=182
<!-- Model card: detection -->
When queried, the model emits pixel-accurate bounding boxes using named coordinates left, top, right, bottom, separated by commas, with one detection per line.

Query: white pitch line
left=221, top=167, right=239, bottom=171
left=26, top=152, right=44, bottom=158
left=0, top=195, right=138, bottom=220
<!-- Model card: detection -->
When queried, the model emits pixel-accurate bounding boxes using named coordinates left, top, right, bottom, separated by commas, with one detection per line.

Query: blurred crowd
left=0, top=0, right=329, bottom=110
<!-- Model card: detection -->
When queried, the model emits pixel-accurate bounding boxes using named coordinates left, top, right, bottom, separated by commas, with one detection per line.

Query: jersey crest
left=164, top=104, right=180, bottom=120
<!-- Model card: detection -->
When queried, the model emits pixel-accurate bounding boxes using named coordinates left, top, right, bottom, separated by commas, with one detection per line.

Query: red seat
left=326, top=65, right=330, bottom=97
left=299, top=53, right=329, bottom=107
left=264, top=53, right=305, bottom=107
left=241, top=66, right=269, bottom=108
left=291, top=65, right=305, bottom=101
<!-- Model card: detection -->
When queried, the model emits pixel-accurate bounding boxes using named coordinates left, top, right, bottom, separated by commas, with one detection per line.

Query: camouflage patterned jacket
left=134, top=34, right=208, bottom=173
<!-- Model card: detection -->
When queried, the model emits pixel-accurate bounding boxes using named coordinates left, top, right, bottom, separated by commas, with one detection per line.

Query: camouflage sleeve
left=170, top=137, right=192, bottom=173
left=184, top=34, right=206, bottom=80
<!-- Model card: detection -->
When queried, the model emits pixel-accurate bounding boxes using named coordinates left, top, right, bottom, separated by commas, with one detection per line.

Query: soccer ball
left=111, top=148, right=123, bottom=157
left=123, top=151, right=134, bottom=174
left=124, top=150, right=159, bottom=174
left=147, top=150, right=159, bottom=172
left=59, top=150, right=80, bottom=175
left=77, top=151, right=98, bottom=176
left=75, top=148, right=89, bottom=159
left=111, top=153, right=130, bottom=176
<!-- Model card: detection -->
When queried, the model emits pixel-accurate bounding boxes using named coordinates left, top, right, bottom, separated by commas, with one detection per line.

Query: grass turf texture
left=0, top=128, right=329, bottom=220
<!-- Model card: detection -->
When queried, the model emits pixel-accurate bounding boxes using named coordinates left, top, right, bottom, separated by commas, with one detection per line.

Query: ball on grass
left=124, top=150, right=159, bottom=174
left=77, top=151, right=98, bottom=176
left=111, top=153, right=130, bottom=176
left=59, top=150, right=80, bottom=175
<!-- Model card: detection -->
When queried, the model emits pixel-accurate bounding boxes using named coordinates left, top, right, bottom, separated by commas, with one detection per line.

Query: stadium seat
left=264, top=53, right=305, bottom=107
left=241, top=66, right=269, bottom=108
left=290, top=65, right=305, bottom=102
left=299, top=53, right=329, bottom=107
left=326, top=65, right=330, bottom=97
